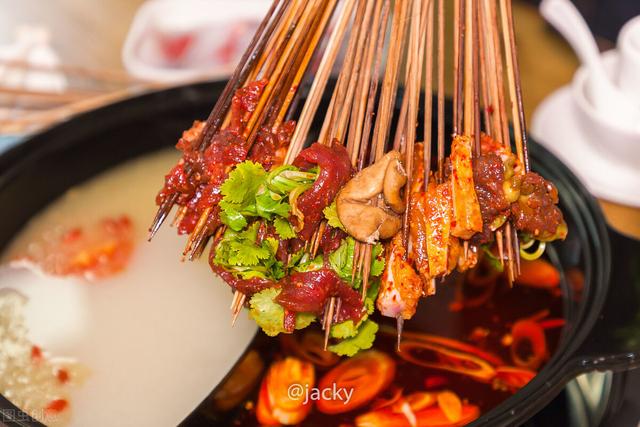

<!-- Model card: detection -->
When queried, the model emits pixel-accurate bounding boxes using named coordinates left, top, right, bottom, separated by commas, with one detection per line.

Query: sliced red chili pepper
left=355, top=403, right=480, bottom=427
left=398, top=339, right=496, bottom=382
left=538, top=318, right=566, bottom=330
left=493, top=366, right=536, bottom=391
left=424, top=376, right=449, bottom=390
left=515, top=259, right=560, bottom=289
left=317, top=350, right=396, bottom=414
left=510, top=320, right=547, bottom=370
left=399, top=330, right=504, bottom=366
left=525, top=309, right=550, bottom=322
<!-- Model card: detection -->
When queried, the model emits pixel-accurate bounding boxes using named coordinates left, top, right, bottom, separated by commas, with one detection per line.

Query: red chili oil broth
left=193, top=266, right=565, bottom=426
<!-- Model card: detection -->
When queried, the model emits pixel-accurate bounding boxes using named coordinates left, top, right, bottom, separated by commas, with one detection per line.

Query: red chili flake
left=538, top=318, right=566, bottom=330
left=486, top=105, right=495, bottom=114
left=469, top=327, right=490, bottom=342
left=62, top=228, right=83, bottom=244
left=31, top=345, right=43, bottom=362
left=424, top=375, right=449, bottom=390
left=56, top=368, right=70, bottom=384
left=45, top=399, right=68, bottom=414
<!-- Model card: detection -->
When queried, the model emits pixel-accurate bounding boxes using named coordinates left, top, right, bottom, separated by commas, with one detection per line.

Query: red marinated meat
left=511, top=172, right=566, bottom=241
left=319, top=226, right=347, bottom=254
left=210, top=264, right=276, bottom=296
left=291, top=142, right=353, bottom=241
left=472, top=154, right=510, bottom=244
left=156, top=80, right=269, bottom=234
left=248, top=120, right=296, bottom=171
left=276, top=268, right=364, bottom=322
left=227, top=79, right=267, bottom=134
left=283, top=310, right=297, bottom=333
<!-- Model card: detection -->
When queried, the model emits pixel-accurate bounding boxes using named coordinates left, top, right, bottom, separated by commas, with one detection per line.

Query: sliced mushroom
left=336, top=151, right=407, bottom=244
left=383, top=157, right=407, bottom=214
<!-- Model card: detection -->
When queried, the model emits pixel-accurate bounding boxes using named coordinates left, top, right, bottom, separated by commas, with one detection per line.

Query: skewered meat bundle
left=148, top=0, right=567, bottom=354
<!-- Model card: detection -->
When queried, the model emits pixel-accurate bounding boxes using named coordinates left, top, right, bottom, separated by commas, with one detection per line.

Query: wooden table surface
left=0, top=0, right=638, bottom=237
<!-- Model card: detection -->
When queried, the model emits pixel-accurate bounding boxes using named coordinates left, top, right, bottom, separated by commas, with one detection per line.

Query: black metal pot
left=0, top=81, right=638, bottom=426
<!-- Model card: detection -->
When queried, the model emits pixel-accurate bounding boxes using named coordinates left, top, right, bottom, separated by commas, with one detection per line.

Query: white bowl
left=571, top=51, right=640, bottom=170
left=617, top=15, right=640, bottom=105
left=122, top=0, right=270, bottom=83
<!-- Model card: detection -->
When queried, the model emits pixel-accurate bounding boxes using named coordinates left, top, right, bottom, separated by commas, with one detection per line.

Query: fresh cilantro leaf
left=221, top=161, right=266, bottom=204
left=295, top=312, right=316, bottom=329
left=328, top=320, right=379, bottom=356
left=255, top=190, right=291, bottom=219
left=220, top=207, right=247, bottom=231
left=227, top=240, right=270, bottom=265
left=274, top=217, right=296, bottom=239
left=287, top=249, right=305, bottom=268
left=370, top=243, right=386, bottom=277
left=323, top=201, right=346, bottom=231
left=249, top=288, right=285, bottom=337
left=329, top=279, right=380, bottom=339
left=262, top=237, right=278, bottom=253
left=330, top=320, right=359, bottom=339
left=328, top=237, right=356, bottom=284
left=238, top=221, right=259, bottom=241
left=249, top=288, right=316, bottom=337
left=219, top=162, right=318, bottom=230
left=364, top=279, right=380, bottom=315
left=213, top=223, right=279, bottom=276
left=326, top=238, right=384, bottom=288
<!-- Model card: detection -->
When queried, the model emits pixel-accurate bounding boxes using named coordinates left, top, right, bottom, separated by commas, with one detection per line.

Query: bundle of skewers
left=149, top=0, right=567, bottom=356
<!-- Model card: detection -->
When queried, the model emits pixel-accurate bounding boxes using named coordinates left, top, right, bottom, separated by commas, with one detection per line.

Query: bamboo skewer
left=401, top=0, right=429, bottom=251
left=500, top=0, right=530, bottom=172
left=477, top=14, right=492, bottom=136
left=398, top=0, right=430, bottom=350
left=187, top=0, right=336, bottom=262
left=352, top=0, right=391, bottom=290
left=318, top=0, right=382, bottom=348
left=148, top=0, right=288, bottom=240
left=346, top=0, right=384, bottom=164
left=453, top=0, right=465, bottom=138
left=372, top=0, right=409, bottom=161
left=320, top=0, right=369, bottom=144
left=463, top=0, right=473, bottom=138
left=200, top=0, right=290, bottom=150
left=423, top=0, right=436, bottom=189
left=272, top=0, right=338, bottom=128
left=335, top=1, right=376, bottom=143
left=249, top=0, right=300, bottom=83
left=147, top=0, right=538, bottom=340
left=472, top=0, right=481, bottom=156
left=357, top=0, right=391, bottom=172
left=452, top=0, right=460, bottom=136
left=346, top=0, right=387, bottom=284
left=356, top=0, right=406, bottom=300
left=227, top=0, right=345, bottom=321
left=175, top=0, right=322, bottom=318
left=250, top=0, right=336, bottom=141
left=284, top=0, right=357, bottom=164
left=243, top=0, right=324, bottom=141
left=435, top=0, right=445, bottom=186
